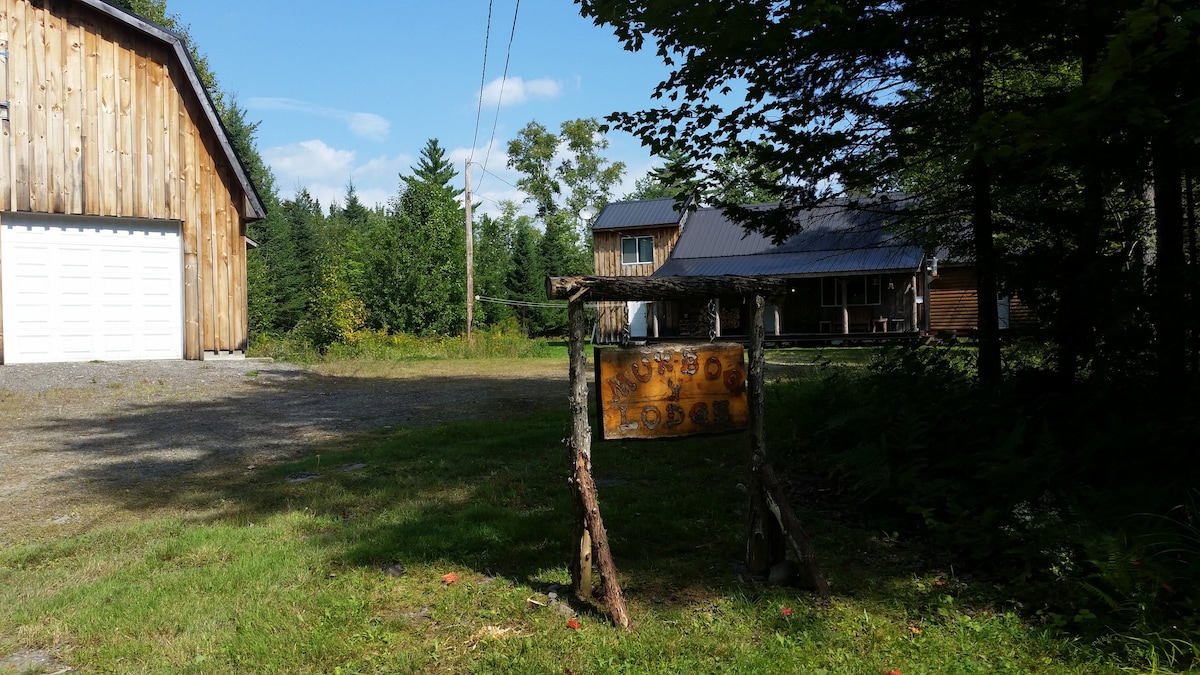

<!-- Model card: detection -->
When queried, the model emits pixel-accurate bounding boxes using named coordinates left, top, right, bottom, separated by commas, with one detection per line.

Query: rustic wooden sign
left=595, top=343, right=749, bottom=440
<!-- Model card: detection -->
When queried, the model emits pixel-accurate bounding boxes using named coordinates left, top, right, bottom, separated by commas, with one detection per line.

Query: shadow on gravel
left=4, top=361, right=958, bottom=639
left=23, top=366, right=566, bottom=493
left=14, top=365, right=755, bottom=611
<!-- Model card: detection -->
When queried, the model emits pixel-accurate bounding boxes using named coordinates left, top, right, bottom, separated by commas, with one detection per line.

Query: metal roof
left=592, top=197, right=689, bottom=231
left=654, top=201, right=925, bottom=278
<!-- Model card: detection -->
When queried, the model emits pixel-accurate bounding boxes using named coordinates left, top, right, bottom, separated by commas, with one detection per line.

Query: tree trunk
left=968, top=10, right=1001, bottom=384
left=1152, top=133, right=1187, bottom=382
left=1058, top=26, right=1105, bottom=385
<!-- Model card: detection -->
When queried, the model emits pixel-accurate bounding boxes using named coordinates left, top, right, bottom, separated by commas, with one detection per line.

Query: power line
left=475, top=295, right=576, bottom=310
left=476, top=164, right=521, bottom=192
left=468, top=0, right=495, bottom=166
left=481, top=0, right=521, bottom=176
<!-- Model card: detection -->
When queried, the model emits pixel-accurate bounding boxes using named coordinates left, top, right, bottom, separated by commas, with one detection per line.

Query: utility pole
left=465, top=161, right=475, bottom=342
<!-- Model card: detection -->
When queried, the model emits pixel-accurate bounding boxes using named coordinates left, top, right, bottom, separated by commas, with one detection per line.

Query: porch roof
left=654, top=201, right=925, bottom=278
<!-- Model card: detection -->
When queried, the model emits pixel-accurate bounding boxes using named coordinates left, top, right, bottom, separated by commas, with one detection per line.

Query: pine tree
left=474, top=202, right=523, bottom=327
left=403, top=139, right=461, bottom=203
left=506, top=219, right=547, bottom=335
left=340, top=182, right=371, bottom=231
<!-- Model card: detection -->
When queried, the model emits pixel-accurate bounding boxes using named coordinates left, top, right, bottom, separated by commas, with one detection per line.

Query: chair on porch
left=847, top=307, right=872, bottom=333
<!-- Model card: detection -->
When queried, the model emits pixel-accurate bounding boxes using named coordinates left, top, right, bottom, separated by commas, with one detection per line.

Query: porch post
left=911, top=274, right=919, bottom=333
left=840, top=280, right=850, bottom=334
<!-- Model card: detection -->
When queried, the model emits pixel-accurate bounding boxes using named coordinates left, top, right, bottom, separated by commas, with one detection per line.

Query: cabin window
left=621, top=236, right=654, bottom=265
left=821, top=275, right=882, bottom=306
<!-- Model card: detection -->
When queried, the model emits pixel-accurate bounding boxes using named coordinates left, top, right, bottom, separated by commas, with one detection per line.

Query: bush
left=775, top=343, right=1200, bottom=667
left=249, top=318, right=556, bottom=363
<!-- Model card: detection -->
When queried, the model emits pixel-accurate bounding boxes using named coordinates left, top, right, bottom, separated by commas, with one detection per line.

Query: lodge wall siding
left=593, top=225, right=682, bottom=343
left=0, top=0, right=252, bottom=357
left=929, top=266, right=1035, bottom=334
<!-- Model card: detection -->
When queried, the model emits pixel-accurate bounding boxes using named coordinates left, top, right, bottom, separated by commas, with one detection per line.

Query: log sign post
left=547, top=276, right=829, bottom=629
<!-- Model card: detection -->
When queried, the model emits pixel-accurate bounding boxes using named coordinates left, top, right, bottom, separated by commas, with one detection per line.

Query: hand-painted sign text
left=595, top=343, right=749, bottom=440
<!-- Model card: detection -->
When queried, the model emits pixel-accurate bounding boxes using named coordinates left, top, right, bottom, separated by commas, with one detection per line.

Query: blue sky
left=166, top=0, right=672, bottom=217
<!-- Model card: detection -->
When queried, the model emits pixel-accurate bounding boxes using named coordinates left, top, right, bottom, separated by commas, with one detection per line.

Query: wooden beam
left=547, top=275, right=790, bottom=302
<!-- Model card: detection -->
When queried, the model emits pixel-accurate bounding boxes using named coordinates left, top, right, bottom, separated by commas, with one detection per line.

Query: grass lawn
left=0, top=354, right=1137, bottom=674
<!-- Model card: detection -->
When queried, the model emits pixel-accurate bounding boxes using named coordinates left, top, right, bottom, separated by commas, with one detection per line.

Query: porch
left=596, top=272, right=926, bottom=344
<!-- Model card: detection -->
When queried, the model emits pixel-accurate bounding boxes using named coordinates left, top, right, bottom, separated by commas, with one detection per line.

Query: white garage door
left=1, top=214, right=183, bottom=363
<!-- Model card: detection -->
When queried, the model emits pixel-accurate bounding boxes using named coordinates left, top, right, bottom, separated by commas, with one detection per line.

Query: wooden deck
left=632, top=331, right=924, bottom=348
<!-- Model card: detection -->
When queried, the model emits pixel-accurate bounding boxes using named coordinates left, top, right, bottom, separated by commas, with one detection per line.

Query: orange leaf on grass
left=442, top=572, right=458, bottom=584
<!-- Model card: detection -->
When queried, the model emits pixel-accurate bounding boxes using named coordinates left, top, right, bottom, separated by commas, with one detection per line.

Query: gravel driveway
left=0, top=358, right=571, bottom=541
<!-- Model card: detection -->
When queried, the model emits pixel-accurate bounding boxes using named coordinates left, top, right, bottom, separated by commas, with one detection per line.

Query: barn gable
left=0, top=0, right=264, bottom=363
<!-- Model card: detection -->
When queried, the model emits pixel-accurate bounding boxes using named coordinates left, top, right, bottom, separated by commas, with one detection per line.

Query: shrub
left=777, top=343, right=1200, bottom=666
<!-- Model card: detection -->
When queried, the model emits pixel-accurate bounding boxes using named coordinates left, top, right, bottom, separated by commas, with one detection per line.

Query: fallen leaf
left=442, top=572, right=459, bottom=584
left=566, top=619, right=581, bottom=630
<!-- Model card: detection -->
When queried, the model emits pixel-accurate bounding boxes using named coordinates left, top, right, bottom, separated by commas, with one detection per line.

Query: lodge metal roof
left=653, top=201, right=926, bottom=278
left=592, top=197, right=690, bottom=231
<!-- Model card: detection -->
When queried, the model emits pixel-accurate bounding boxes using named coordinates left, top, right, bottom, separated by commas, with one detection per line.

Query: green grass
left=0, top=367, right=1146, bottom=673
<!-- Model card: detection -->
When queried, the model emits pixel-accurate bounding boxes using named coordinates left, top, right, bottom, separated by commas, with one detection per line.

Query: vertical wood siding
left=592, top=225, right=682, bottom=343
left=0, top=0, right=251, bottom=355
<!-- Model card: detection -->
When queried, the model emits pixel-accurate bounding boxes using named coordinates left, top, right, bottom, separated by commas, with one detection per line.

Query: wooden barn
left=0, top=0, right=265, bottom=364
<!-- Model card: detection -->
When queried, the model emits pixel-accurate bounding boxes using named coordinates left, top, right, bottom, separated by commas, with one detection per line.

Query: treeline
left=247, top=123, right=623, bottom=347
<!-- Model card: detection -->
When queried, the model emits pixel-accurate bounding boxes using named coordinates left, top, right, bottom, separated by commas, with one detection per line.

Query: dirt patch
left=0, top=358, right=572, bottom=542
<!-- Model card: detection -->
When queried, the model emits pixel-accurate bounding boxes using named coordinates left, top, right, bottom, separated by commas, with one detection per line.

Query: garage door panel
left=2, top=215, right=183, bottom=363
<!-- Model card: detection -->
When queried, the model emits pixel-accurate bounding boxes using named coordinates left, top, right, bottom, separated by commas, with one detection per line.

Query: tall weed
left=249, top=318, right=556, bottom=363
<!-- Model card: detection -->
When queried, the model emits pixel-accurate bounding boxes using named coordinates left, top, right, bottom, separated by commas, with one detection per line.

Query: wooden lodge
left=590, top=198, right=1032, bottom=344
left=0, top=0, right=264, bottom=364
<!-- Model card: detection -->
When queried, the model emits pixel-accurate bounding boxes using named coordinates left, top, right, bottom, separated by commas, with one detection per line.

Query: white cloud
left=263, top=140, right=355, bottom=184
left=248, top=97, right=391, bottom=142
left=478, top=76, right=562, bottom=108
left=263, top=139, right=412, bottom=213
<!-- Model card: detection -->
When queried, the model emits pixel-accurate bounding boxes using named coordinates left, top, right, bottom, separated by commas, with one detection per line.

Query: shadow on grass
left=18, top=364, right=955, bottom=616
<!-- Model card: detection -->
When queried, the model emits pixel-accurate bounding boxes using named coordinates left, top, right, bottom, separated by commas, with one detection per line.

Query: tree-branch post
left=745, top=294, right=830, bottom=594
left=566, top=295, right=631, bottom=629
